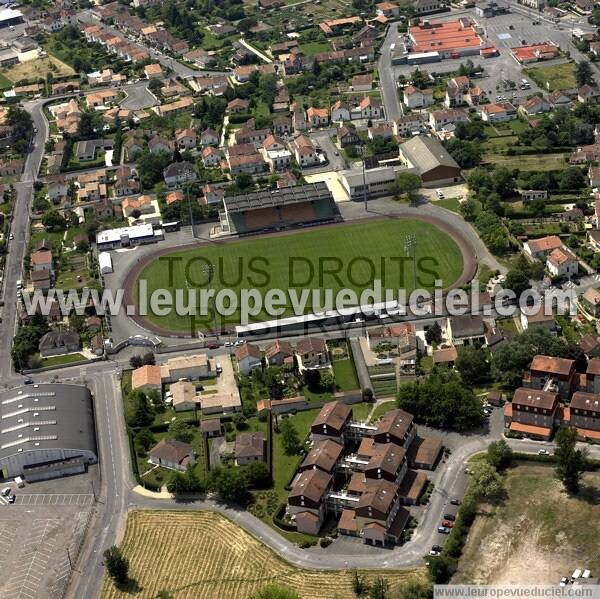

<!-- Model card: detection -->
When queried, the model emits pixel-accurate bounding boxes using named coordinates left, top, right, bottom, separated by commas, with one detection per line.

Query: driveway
left=120, top=81, right=158, bottom=110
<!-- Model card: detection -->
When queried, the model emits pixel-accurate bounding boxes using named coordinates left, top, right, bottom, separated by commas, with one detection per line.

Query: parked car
left=538, top=449, right=551, bottom=456
left=7, top=495, right=15, bottom=504
left=442, top=520, right=454, bottom=528
left=207, top=343, right=219, bottom=350
left=560, top=577, right=568, bottom=587
left=437, top=526, right=450, bottom=534
left=1, top=487, right=11, bottom=496
left=429, top=549, right=440, bottom=556
left=443, top=513, right=456, bottom=521
left=432, top=545, right=443, bottom=552
left=450, top=499, right=461, bottom=506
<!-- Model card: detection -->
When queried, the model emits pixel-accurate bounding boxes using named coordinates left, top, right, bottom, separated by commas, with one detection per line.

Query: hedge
left=272, top=503, right=298, bottom=532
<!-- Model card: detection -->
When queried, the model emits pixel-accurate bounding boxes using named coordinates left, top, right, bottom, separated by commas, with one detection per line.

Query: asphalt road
left=378, top=21, right=403, bottom=123
left=0, top=99, right=47, bottom=380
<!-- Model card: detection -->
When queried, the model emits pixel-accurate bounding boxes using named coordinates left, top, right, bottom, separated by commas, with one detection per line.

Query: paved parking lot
left=391, top=8, right=589, bottom=103
left=0, top=510, right=91, bottom=599
left=13, top=493, right=95, bottom=507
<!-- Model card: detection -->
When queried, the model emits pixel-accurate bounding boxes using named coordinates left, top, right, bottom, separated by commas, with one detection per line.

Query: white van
left=582, top=570, right=591, bottom=578
left=216, top=362, right=223, bottom=374
left=16, top=279, right=22, bottom=290
left=572, top=569, right=582, bottom=579
left=15, top=476, right=24, bottom=488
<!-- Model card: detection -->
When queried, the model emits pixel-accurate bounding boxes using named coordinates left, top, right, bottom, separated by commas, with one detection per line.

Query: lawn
left=0, top=72, right=12, bottom=90
left=453, top=464, right=600, bottom=584
left=299, top=42, right=331, bottom=56
left=135, top=219, right=464, bottom=332
left=369, top=400, right=397, bottom=422
left=483, top=152, right=568, bottom=171
left=332, top=358, right=359, bottom=391
left=434, top=197, right=461, bottom=213
left=0, top=55, right=74, bottom=83
left=40, top=353, right=87, bottom=367
left=101, top=510, right=424, bottom=599
left=525, top=62, right=577, bottom=92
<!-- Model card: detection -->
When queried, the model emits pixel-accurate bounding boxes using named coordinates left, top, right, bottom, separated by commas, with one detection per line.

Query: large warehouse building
left=0, top=384, right=98, bottom=482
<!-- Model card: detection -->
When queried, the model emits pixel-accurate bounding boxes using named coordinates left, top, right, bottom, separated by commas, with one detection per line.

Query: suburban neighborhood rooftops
left=289, top=468, right=332, bottom=502
left=149, top=438, right=194, bottom=465
left=234, top=432, right=265, bottom=459
left=301, top=439, right=344, bottom=472
left=570, top=391, right=600, bottom=412
left=375, top=409, right=413, bottom=440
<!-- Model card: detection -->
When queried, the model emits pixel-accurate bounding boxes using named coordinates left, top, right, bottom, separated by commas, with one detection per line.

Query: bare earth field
left=101, top=510, right=425, bottom=599
left=453, top=464, right=600, bottom=585
left=1, top=55, right=75, bottom=83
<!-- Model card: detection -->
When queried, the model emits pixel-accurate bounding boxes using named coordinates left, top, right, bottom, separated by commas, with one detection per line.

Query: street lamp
left=358, top=145, right=368, bottom=212
left=404, top=233, right=417, bottom=291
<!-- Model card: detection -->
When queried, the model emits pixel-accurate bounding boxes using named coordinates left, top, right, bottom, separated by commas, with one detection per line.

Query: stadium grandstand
left=218, top=182, right=339, bottom=236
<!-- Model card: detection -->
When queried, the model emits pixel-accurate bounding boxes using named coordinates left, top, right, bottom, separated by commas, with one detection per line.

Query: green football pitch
left=134, top=219, right=465, bottom=332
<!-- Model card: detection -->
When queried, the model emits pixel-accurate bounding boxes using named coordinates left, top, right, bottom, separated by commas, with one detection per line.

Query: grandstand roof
left=224, top=182, right=333, bottom=214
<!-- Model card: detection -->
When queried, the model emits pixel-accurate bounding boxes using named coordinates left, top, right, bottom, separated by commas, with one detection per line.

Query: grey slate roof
left=400, top=135, right=460, bottom=175
left=0, top=384, right=97, bottom=462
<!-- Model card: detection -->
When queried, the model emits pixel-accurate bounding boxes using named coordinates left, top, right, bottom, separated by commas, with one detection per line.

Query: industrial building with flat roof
left=408, top=17, right=484, bottom=59
left=96, top=223, right=164, bottom=251
left=0, top=384, right=97, bottom=482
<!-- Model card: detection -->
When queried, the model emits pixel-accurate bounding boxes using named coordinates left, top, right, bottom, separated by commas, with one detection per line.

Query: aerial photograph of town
left=0, top=0, right=600, bottom=597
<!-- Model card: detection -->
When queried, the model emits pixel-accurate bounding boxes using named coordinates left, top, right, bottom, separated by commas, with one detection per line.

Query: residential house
left=144, top=63, right=164, bottom=79
left=307, top=107, right=329, bottom=128
left=235, top=343, right=262, bottom=375
left=38, top=330, right=81, bottom=357
left=234, top=432, right=266, bottom=465
left=403, top=86, right=434, bottom=109
left=291, top=135, right=319, bottom=168
left=30, top=249, right=53, bottom=272
left=523, top=235, right=563, bottom=259
left=520, top=309, right=556, bottom=332
left=227, top=98, right=250, bottom=114
left=227, top=152, right=265, bottom=175
left=504, top=387, right=558, bottom=440
left=547, top=90, right=571, bottom=107
left=480, top=102, right=517, bottom=123
left=265, top=340, right=294, bottom=366
left=170, top=380, right=200, bottom=412
left=175, top=128, right=196, bottom=150
left=148, top=438, right=195, bottom=471
left=446, top=315, right=485, bottom=346
left=359, top=96, right=384, bottom=119
left=331, top=100, right=351, bottom=122
left=444, top=76, right=470, bottom=108
left=368, top=122, right=394, bottom=140
left=148, top=136, right=173, bottom=155
left=569, top=392, right=600, bottom=440
left=113, top=166, right=139, bottom=197
left=546, top=246, right=578, bottom=278
left=376, top=1, right=400, bottom=17
left=582, top=287, right=600, bottom=317
left=287, top=469, right=333, bottom=534
left=295, top=337, right=328, bottom=369
left=394, top=113, right=426, bottom=137
left=352, top=73, right=373, bottom=91
left=578, top=85, right=600, bottom=104
left=521, top=189, right=548, bottom=202
left=202, top=183, right=225, bottom=205
left=163, top=161, right=197, bottom=188
left=200, top=128, right=220, bottom=147
left=311, top=401, right=352, bottom=444
left=524, top=355, right=576, bottom=399
left=338, top=124, right=360, bottom=147
left=429, top=109, right=468, bottom=131
left=273, top=116, right=292, bottom=136
left=519, top=95, right=551, bottom=116
left=201, top=146, right=222, bottom=168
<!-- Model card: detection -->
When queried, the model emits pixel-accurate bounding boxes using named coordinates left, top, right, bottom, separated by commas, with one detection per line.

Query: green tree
left=397, top=368, right=484, bottom=431
left=455, top=346, right=490, bottom=386
left=369, top=577, right=390, bottom=599
left=127, top=390, right=154, bottom=428
left=487, top=439, right=513, bottom=471
left=444, top=138, right=483, bottom=168
left=393, top=172, right=421, bottom=201
left=103, top=545, right=129, bottom=587
left=168, top=419, right=194, bottom=443
left=396, top=580, right=434, bottom=599
left=244, top=460, right=271, bottom=488
left=425, top=321, right=442, bottom=345
left=208, top=467, right=250, bottom=504
left=42, top=209, right=67, bottom=232
left=504, top=269, right=530, bottom=298
left=555, top=427, right=588, bottom=493
left=352, top=569, right=368, bottom=597
left=248, top=584, right=300, bottom=599
left=576, top=60, right=595, bottom=87
left=470, top=461, right=505, bottom=502
left=280, top=418, right=301, bottom=455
